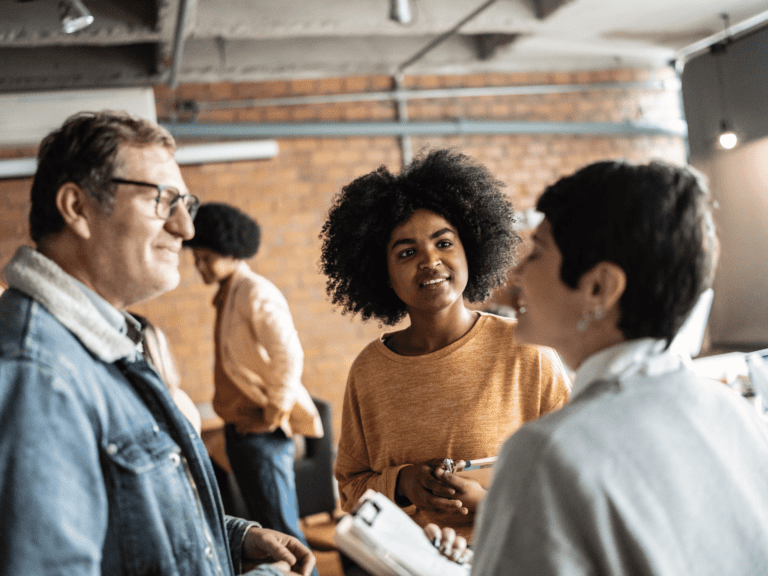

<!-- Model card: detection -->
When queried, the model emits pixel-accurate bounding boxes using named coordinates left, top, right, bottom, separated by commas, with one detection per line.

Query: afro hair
left=319, top=148, right=520, bottom=325
left=183, top=202, right=261, bottom=259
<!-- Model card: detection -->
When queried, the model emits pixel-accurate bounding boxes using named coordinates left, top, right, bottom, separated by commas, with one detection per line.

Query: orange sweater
left=335, top=312, right=571, bottom=539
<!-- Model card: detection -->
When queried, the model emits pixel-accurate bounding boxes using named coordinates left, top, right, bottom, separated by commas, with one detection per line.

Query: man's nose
left=165, top=203, right=195, bottom=240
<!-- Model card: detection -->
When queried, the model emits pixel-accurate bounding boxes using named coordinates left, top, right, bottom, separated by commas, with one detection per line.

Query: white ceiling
left=0, top=0, right=766, bottom=92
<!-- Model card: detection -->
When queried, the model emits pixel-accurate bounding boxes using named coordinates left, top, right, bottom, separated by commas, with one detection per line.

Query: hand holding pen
left=435, top=459, right=487, bottom=514
left=395, top=458, right=467, bottom=514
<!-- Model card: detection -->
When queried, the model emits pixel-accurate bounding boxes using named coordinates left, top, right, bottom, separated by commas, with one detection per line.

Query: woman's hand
left=434, top=465, right=487, bottom=514
left=395, top=459, right=466, bottom=515
left=423, top=524, right=473, bottom=565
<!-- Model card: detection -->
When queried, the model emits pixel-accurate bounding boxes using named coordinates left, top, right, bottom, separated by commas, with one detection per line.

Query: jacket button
left=106, top=444, right=118, bottom=455
left=169, top=452, right=181, bottom=466
left=205, top=546, right=214, bottom=559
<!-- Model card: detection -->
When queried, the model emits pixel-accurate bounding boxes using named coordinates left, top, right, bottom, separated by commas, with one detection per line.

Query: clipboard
left=334, top=490, right=471, bottom=576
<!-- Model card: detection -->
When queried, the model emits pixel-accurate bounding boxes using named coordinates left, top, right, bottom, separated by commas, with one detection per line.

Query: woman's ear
left=55, top=182, right=92, bottom=240
left=578, top=261, right=627, bottom=312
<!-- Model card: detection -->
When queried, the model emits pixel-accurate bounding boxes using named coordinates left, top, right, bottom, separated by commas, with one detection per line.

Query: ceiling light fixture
left=390, top=0, right=412, bottom=25
left=713, top=13, right=737, bottom=150
left=59, top=0, right=94, bottom=34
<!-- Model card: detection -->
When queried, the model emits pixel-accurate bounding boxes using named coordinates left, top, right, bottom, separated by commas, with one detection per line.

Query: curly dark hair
left=537, top=159, right=717, bottom=345
left=182, top=202, right=261, bottom=258
left=320, top=149, right=520, bottom=325
left=30, top=110, right=175, bottom=243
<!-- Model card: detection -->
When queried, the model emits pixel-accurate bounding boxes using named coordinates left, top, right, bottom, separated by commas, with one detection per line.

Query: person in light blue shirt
left=0, top=110, right=315, bottom=576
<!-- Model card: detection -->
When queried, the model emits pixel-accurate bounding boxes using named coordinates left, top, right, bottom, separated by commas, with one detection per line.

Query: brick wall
left=0, top=69, right=686, bottom=443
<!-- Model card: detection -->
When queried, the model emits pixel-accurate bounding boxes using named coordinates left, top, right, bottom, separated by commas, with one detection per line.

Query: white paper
left=334, top=490, right=472, bottom=576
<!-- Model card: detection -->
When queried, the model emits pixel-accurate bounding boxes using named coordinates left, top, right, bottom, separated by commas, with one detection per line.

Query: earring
left=594, top=306, right=604, bottom=320
left=576, top=310, right=590, bottom=332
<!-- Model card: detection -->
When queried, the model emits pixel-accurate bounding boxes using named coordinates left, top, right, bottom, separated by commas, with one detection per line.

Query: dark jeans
left=224, top=424, right=318, bottom=575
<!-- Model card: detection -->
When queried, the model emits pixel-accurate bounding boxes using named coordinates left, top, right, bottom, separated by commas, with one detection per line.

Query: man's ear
left=55, top=182, right=93, bottom=240
left=578, top=261, right=627, bottom=312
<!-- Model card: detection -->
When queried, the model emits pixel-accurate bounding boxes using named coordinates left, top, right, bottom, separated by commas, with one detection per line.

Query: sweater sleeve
left=334, top=366, right=413, bottom=513
left=537, top=346, right=572, bottom=414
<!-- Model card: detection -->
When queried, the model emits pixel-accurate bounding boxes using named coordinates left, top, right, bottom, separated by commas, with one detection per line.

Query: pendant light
left=713, top=14, right=737, bottom=150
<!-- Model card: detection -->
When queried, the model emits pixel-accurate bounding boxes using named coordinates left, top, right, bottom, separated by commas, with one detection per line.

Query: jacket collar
left=3, top=246, right=138, bottom=363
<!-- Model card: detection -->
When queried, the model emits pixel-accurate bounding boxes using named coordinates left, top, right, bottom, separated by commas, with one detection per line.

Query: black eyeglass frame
left=110, top=177, right=199, bottom=220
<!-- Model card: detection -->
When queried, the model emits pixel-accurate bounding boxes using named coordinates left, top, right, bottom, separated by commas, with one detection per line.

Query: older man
left=0, top=111, right=315, bottom=576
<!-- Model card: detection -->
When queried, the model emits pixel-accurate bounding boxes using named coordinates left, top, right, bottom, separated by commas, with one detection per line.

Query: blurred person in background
left=132, top=312, right=202, bottom=434
left=185, top=202, right=322, bottom=575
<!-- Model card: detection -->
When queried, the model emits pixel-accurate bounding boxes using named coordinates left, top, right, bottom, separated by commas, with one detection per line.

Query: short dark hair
left=320, top=148, right=520, bottom=325
left=536, top=159, right=717, bottom=344
left=183, top=202, right=261, bottom=259
left=30, top=110, right=176, bottom=243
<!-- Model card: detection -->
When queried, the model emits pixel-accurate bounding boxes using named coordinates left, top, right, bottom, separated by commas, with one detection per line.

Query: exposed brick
left=343, top=76, right=367, bottom=93
left=260, top=80, right=290, bottom=97
left=368, top=75, right=394, bottom=91
left=416, top=75, right=441, bottom=89
left=208, top=82, right=234, bottom=100
left=317, top=77, right=343, bottom=94
left=290, top=78, right=316, bottom=95
left=265, top=107, right=292, bottom=122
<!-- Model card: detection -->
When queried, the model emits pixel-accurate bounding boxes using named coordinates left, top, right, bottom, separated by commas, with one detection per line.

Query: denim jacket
left=0, top=247, right=266, bottom=576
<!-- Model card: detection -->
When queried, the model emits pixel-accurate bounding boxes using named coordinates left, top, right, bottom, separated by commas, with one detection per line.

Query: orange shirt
left=335, top=312, right=571, bottom=539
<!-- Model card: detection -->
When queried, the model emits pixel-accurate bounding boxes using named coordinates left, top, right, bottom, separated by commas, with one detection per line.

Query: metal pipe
left=393, top=74, right=413, bottom=166
left=2, top=118, right=686, bottom=179
left=167, top=0, right=193, bottom=90
left=161, top=119, right=687, bottom=139
left=193, top=79, right=675, bottom=112
left=398, top=0, right=500, bottom=72
left=676, top=9, right=768, bottom=62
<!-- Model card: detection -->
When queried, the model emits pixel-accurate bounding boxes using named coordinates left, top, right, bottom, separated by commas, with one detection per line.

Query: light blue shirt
left=472, top=339, right=768, bottom=576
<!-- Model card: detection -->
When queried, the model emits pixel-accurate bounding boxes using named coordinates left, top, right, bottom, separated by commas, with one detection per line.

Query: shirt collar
left=572, top=338, right=688, bottom=399
left=71, top=278, right=143, bottom=360
left=213, top=274, right=234, bottom=309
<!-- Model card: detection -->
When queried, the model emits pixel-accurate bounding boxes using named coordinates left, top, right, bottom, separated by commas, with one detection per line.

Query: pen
left=457, top=456, right=496, bottom=471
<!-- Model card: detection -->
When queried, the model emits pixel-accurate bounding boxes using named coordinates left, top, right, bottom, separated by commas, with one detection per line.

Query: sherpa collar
left=3, top=246, right=137, bottom=363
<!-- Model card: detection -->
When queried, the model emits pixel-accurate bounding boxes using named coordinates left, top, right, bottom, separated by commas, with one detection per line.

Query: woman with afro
left=320, top=149, right=571, bottom=541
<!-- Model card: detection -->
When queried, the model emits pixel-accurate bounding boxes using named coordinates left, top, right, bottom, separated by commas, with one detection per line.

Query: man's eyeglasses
left=111, top=178, right=200, bottom=221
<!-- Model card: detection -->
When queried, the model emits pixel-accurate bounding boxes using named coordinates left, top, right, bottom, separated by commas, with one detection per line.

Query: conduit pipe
left=393, top=74, right=413, bottom=165
left=397, top=0, right=500, bottom=72
left=167, top=0, right=193, bottom=90
left=161, top=118, right=687, bottom=140
left=189, top=79, right=676, bottom=112
left=675, top=9, right=768, bottom=63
